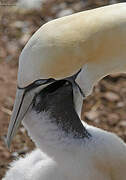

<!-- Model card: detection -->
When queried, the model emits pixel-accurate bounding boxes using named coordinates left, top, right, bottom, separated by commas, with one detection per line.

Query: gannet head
left=6, top=2, right=126, bottom=148
left=18, top=20, right=83, bottom=88
left=6, top=20, right=85, bottom=148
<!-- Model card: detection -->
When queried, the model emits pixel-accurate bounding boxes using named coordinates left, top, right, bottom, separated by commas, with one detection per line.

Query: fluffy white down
left=3, top=110, right=126, bottom=180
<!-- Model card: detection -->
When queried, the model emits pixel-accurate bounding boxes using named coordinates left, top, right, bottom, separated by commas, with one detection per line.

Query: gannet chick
left=3, top=79, right=126, bottom=180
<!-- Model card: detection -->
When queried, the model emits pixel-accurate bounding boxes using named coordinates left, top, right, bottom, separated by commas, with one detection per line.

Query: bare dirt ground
left=1, top=0, right=126, bottom=179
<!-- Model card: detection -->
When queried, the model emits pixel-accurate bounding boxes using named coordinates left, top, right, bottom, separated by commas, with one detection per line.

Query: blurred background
left=1, top=0, right=126, bottom=178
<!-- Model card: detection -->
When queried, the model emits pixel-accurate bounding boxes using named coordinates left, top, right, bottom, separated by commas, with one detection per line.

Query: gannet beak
left=6, top=78, right=55, bottom=149
left=6, top=70, right=84, bottom=148
left=6, top=88, right=34, bottom=149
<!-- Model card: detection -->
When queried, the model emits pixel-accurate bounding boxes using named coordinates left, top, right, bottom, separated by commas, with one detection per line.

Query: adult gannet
left=3, top=3, right=126, bottom=180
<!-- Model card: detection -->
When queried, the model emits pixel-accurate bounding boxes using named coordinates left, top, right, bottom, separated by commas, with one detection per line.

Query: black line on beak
left=7, top=90, right=26, bottom=143
left=65, top=69, right=85, bottom=98
left=18, top=78, right=56, bottom=92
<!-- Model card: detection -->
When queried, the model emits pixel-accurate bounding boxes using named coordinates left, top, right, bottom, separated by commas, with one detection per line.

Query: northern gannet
left=3, top=3, right=126, bottom=180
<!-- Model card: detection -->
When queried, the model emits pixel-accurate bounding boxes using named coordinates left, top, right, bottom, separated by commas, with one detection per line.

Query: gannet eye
left=38, top=80, right=70, bottom=95
left=32, top=79, right=72, bottom=113
left=65, top=81, right=70, bottom=86
left=32, top=80, right=68, bottom=107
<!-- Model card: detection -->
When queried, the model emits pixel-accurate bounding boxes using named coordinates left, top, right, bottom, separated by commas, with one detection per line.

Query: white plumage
left=3, top=3, right=126, bottom=180
left=3, top=110, right=126, bottom=180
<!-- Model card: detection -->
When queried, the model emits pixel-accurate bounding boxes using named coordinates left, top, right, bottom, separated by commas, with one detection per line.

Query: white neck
left=76, top=57, right=126, bottom=97
left=22, top=108, right=89, bottom=162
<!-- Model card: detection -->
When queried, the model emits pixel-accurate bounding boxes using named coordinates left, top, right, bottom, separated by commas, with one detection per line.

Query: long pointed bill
left=6, top=88, right=34, bottom=149
left=6, top=78, right=56, bottom=149
left=5, top=72, right=83, bottom=149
